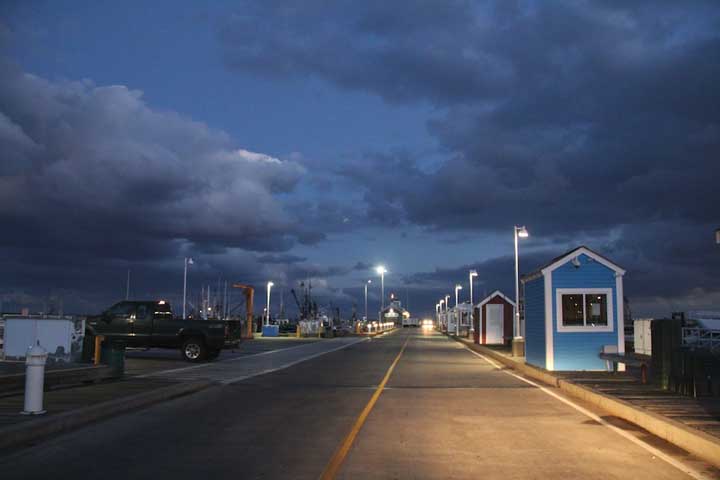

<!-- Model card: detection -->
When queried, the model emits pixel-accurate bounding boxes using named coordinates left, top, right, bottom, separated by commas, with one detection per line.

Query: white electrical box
left=633, top=318, right=652, bottom=356
left=2, top=316, right=85, bottom=363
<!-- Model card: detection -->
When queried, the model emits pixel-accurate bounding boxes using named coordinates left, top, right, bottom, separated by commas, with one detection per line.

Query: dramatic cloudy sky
left=0, top=1, right=718, bottom=317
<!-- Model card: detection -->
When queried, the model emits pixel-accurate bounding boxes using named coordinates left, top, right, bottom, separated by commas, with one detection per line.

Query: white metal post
left=514, top=228, right=519, bottom=338
left=381, top=271, right=385, bottom=311
left=364, top=280, right=371, bottom=321
left=266, top=282, right=273, bottom=326
left=22, top=342, right=48, bottom=415
left=444, top=293, right=450, bottom=330
left=469, top=270, right=477, bottom=334
left=513, top=226, right=529, bottom=347
left=182, top=258, right=188, bottom=319
left=455, top=285, right=462, bottom=336
left=439, top=300, right=444, bottom=329
left=224, top=280, right=228, bottom=320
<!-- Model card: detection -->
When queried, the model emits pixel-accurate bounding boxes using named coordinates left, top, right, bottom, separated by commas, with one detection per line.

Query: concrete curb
left=0, top=365, right=119, bottom=392
left=453, top=336, right=720, bottom=469
left=0, top=380, right=212, bottom=451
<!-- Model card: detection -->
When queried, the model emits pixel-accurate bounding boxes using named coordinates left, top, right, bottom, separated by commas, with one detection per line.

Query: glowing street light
left=376, top=266, right=387, bottom=311
left=266, top=281, right=274, bottom=326
left=454, top=284, right=463, bottom=336
left=513, top=225, right=529, bottom=354
left=469, top=269, right=478, bottom=334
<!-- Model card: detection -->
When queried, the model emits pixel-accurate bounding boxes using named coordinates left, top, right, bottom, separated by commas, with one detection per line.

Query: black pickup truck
left=86, top=300, right=226, bottom=361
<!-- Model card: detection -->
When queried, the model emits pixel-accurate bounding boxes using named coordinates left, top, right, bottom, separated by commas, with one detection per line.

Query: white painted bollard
left=21, top=343, right=48, bottom=415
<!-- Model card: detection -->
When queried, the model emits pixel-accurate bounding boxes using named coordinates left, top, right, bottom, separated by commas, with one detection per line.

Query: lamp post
left=454, top=284, right=463, bottom=336
left=444, top=294, right=450, bottom=332
left=266, top=281, right=274, bottom=326
left=182, top=257, right=194, bottom=319
left=439, top=299, right=445, bottom=329
left=376, top=266, right=387, bottom=311
left=513, top=225, right=529, bottom=356
left=126, top=269, right=131, bottom=301
left=364, top=280, right=372, bottom=321
left=469, top=269, right=477, bottom=334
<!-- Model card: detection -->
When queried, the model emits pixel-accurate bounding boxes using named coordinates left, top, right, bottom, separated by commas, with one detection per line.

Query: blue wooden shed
left=521, top=246, right=626, bottom=371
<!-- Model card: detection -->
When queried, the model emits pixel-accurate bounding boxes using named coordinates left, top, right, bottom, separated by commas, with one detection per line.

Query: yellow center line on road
left=319, top=333, right=411, bottom=480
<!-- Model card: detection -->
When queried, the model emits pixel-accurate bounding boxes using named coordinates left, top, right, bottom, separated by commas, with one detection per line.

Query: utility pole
left=125, top=269, right=131, bottom=300
left=224, top=280, right=228, bottom=320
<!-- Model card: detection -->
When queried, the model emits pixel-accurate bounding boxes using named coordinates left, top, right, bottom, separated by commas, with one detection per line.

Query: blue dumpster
left=262, top=325, right=279, bottom=337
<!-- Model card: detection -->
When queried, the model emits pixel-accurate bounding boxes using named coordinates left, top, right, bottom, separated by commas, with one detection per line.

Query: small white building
left=448, top=303, right=473, bottom=335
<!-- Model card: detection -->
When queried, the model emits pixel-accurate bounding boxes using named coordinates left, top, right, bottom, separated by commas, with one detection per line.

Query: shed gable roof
left=475, top=290, right=516, bottom=308
left=521, top=246, right=625, bottom=283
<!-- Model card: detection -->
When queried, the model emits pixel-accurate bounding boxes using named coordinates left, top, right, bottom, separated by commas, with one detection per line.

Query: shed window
left=557, top=289, right=613, bottom=332
left=561, top=294, right=584, bottom=326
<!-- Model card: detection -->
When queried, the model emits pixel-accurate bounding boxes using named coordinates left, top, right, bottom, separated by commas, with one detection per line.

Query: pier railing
left=682, top=327, right=720, bottom=354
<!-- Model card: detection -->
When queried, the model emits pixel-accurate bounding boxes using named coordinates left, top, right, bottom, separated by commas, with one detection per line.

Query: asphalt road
left=1, top=329, right=716, bottom=479
left=123, top=336, right=321, bottom=376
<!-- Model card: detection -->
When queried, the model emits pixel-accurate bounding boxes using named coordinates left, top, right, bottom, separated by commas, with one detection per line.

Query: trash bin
left=100, top=340, right=126, bottom=375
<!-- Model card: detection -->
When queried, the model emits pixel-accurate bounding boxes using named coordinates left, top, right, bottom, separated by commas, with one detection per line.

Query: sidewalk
left=453, top=335, right=720, bottom=469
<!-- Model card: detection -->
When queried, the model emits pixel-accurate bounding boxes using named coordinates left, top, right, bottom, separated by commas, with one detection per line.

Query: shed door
left=486, top=304, right=504, bottom=344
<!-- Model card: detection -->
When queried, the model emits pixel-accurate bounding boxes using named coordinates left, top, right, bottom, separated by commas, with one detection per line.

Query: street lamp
left=454, top=284, right=463, bottom=336
left=439, top=299, right=445, bottom=329
left=266, top=281, right=274, bottom=326
left=513, top=225, right=529, bottom=355
left=376, top=266, right=387, bottom=311
left=469, top=269, right=478, bottom=334
left=364, top=280, right=372, bottom=321
left=182, top=257, right=194, bottom=319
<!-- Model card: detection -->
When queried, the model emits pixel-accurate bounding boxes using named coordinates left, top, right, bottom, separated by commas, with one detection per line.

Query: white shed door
left=486, top=304, right=504, bottom=344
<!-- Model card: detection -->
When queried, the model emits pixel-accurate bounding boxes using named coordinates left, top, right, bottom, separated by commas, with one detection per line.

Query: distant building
left=380, top=298, right=409, bottom=326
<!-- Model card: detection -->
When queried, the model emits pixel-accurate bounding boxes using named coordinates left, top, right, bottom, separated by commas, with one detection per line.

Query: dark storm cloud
left=352, top=261, right=372, bottom=271
left=219, top=0, right=489, bottom=105
left=220, top=1, right=720, bottom=314
left=257, top=253, right=307, bottom=264
left=0, top=60, right=322, bottom=307
left=219, top=1, right=719, bottom=232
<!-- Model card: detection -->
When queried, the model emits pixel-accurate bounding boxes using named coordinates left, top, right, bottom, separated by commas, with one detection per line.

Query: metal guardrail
left=682, top=327, right=720, bottom=353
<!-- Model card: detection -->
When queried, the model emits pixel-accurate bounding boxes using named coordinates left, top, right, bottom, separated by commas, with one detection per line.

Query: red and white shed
left=473, top=290, right=515, bottom=345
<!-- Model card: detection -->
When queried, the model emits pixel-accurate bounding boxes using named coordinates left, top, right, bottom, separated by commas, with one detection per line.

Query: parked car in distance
left=86, top=300, right=226, bottom=361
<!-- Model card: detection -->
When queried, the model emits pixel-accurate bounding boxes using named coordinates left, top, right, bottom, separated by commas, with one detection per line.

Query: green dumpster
left=100, top=340, right=126, bottom=375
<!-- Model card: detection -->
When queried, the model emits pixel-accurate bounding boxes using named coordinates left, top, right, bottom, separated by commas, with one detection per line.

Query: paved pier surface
left=1, top=330, right=716, bottom=479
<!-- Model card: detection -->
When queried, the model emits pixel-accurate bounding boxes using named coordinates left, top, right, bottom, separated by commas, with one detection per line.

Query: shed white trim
left=541, top=247, right=626, bottom=277
left=615, top=274, right=626, bottom=372
left=474, top=290, right=516, bottom=309
left=544, top=272, right=554, bottom=371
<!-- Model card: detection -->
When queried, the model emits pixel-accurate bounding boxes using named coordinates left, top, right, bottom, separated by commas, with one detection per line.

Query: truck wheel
left=181, top=337, right=207, bottom=362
